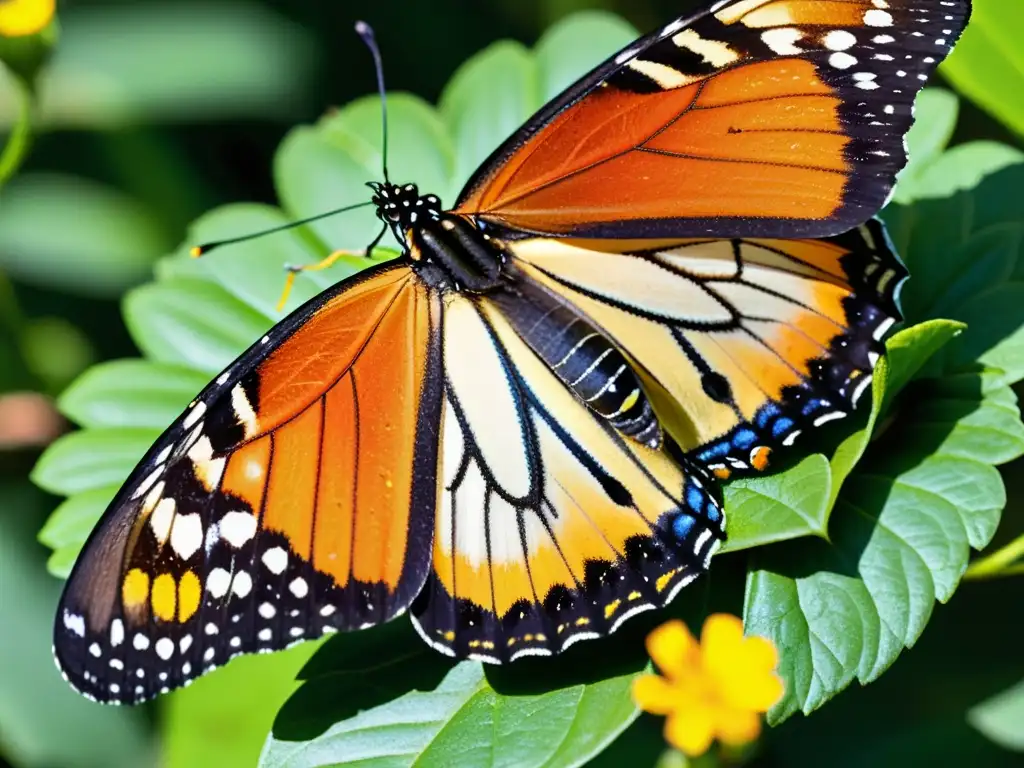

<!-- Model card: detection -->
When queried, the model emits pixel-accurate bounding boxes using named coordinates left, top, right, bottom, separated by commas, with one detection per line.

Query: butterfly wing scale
left=411, top=294, right=724, bottom=662
left=54, top=263, right=443, bottom=703
left=455, top=0, right=970, bottom=239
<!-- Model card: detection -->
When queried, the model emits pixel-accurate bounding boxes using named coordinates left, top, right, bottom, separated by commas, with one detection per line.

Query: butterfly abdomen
left=491, top=285, right=662, bottom=447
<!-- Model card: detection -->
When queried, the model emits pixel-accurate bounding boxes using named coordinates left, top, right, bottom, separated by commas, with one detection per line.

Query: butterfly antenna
left=190, top=201, right=374, bottom=257
left=355, top=21, right=391, bottom=183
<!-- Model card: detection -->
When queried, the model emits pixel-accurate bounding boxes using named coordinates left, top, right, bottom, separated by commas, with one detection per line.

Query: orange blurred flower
left=632, top=614, right=784, bottom=757
left=0, top=0, right=55, bottom=37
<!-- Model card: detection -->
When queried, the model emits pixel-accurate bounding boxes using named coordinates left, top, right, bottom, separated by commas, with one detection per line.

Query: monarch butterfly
left=55, top=0, right=969, bottom=703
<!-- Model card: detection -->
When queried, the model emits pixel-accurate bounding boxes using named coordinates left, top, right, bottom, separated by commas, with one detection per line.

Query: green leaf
left=892, top=89, right=959, bottom=204
left=827, top=319, right=964, bottom=510
left=0, top=1, right=316, bottom=129
left=59, top=359, right=208, bottom=429
left=32, top=428, right=160, bottom=496
left=534, top=12, right=637, bottom=101
left=718, top=455, right=831, bottom=553
left=37, top=484, right=118, bottom=551
left=260, top=662, right=638, bottom=768
left=166, top=644, right=319, bottom=768
left=968, top=679, right=1024, bottom=752
left=942, top=0, right=1024, bottom=136
left=878, top=319, right=966, bottom=415
left=441, top=41, right=539, bottom=190
left=125, top=278, right=272, bottom=374
left=0, top=173, right=170, bottom=297
left=745, top=370, right=1023, bottom=723
left=908, top=143, right=1024, bottom=201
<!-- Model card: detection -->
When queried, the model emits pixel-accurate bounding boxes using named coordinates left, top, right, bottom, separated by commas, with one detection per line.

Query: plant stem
left=0, top=75, right=34, bottom=186
left=964, top=534, right=1024, bottom=580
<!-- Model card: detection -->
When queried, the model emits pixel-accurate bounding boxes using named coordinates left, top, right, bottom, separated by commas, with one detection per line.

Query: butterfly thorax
left=371, top=181, right=504, bottom=293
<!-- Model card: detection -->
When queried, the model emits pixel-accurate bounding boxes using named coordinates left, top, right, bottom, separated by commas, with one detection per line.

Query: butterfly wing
left=411, top=293, right=725, bottom=661
left=455, top=0, right=970, bottom=239
left=504, top=220, right=904, bottom=479
left=54, top=263, right=443, bottom=703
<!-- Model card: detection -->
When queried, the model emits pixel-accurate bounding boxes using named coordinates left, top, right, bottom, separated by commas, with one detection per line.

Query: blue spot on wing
left=673, top=514, right=695, bottom=540
left=771, top=417, right=795, bottom=438
left=733, top=429, right=757, bottom=449
left=755, top=403, right=781, bottom=428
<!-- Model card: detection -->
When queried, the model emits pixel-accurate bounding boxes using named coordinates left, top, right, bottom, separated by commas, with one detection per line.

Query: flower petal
left=632, top=673, right=678, bottom=715
left=665, top=707, right=715, bottom=757
left=714, top=707, right=763, bottom=746
left=701, top=613, right=745, bottom=677
left=647, top=620, right=697, bottom=680
left=733, top=670, right=785, bottom=712
left=742, top=635, right=779, bottom=673
left=0, top=0, right=55, bottom=37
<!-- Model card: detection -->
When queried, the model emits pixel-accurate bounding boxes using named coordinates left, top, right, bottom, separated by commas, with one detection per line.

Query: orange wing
left=54, top=263, right=443, bottom=703
left=455, top=0, right=970, bottom=239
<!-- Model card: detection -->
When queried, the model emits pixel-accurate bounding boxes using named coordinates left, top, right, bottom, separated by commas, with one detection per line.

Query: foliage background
left=2, top=0, right=1023, bottom=767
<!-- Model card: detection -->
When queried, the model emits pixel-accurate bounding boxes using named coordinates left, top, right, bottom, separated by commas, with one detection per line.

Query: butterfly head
left=369, top=182, right=442, bottom=238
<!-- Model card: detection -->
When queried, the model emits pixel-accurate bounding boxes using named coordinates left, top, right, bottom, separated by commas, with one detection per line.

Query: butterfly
left=55, top=0, right=969, bottom=703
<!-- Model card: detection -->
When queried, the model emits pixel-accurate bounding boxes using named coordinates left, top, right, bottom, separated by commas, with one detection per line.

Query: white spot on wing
left=149, top=497, right=176, bottom=544
left=865, top=9, right=894, bottom=26
left=169, top=513, right=204, bottom=560
left=111, top=619, right=124, bottom=647
left=231, top=384, right=259, bottom=438
left=155, top=638, right=174, bottom=660
left=63, top=611, right=86, bottom=638
left=206, top=567, right=231, bottom=598
left=182, top=401, right=206, bottom=430
left=231, top=571, right=253, bottom=598
left=219, top=510, right=257, bottom=548
left=829, top=52, right=858, bottom=70
left=262, top=546, right=288, bottom=575
left=761, top=27, right=803, bottom=55
left=823, top=30, right=856, bottom=51
left=289, top=577, right=308, bottom=599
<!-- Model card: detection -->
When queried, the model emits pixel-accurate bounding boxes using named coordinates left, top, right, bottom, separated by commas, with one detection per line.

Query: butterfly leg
left=276, top=249, right=364, bottom=311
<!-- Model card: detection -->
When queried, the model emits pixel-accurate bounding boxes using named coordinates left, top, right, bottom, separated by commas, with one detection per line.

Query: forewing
left=411, top=294, right=725, bottom=662
left=54, top=263, right=443, bottom=703
left=507, top=220, right=904, bottom=479
left=455, top=0, right=970, bottom=239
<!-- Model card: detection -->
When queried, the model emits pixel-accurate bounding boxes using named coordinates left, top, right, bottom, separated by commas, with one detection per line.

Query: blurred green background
left=1, top=1, right=1022, bottom=767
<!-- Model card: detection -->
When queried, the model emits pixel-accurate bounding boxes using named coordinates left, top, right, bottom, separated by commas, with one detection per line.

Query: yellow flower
left=632, top=614, right=784, bottom=757
left=0, top=0, right=55, bottom=37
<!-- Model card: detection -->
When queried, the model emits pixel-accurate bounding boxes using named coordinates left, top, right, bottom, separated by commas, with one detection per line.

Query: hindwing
left=506, top=220, right=905, bottom=479
left=411, top=295, right=725, bottom=661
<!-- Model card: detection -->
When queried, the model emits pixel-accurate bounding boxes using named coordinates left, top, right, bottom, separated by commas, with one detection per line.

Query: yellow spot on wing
left=122, top=568, right=150, bottom=608
left=178, top=571, right=202, bottom=622
left=605, top=599, right=622, bottom=619
left=151, top=573, right=177, bottom=622
left=656, top=569, right=678, bottom=593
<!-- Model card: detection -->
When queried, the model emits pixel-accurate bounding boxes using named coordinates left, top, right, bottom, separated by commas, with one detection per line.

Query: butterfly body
left=54, top=0, right=969, bottom=704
